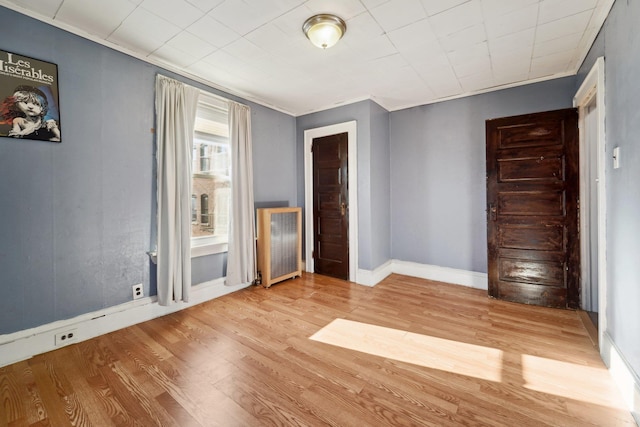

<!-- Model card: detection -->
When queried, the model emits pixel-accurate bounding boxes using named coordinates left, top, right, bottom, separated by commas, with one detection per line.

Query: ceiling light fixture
left=302, top=14, right=347, bottom=49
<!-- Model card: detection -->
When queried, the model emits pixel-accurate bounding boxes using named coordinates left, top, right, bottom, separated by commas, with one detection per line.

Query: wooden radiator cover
left=256, top=207, right=302, bottom=288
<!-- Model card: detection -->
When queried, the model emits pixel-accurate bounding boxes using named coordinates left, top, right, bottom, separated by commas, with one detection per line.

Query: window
left=191, top=92, right=230, bottom=254
left=200, top=144, right=210, bottom=172
left=200, top=194, right=209, bottom=225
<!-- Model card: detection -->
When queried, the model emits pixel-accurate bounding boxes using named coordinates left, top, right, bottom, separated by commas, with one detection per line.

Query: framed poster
left=0, top=50, right=61, bottom=142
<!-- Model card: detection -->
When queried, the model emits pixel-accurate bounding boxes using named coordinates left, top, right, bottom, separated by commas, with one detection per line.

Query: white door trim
left=574, top=56, right=607, bottom=350
left=304, top=121, right=358, bottom=282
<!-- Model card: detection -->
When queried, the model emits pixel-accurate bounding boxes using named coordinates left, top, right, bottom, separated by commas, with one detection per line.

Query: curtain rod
left=157, top=73, right=248, bottom=110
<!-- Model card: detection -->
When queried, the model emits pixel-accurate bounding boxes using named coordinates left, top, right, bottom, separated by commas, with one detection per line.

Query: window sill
left=191, top=238, right=228, bottom=258
left=147, top=239, right=228, bottom=265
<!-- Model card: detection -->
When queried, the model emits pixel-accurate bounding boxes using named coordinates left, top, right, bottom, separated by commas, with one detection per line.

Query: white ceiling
left=1, top=0, right=614, bottom=115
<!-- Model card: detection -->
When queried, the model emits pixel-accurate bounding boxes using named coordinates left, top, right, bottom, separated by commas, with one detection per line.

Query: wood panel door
left=486, top=108, right=579, bottom=309
left=313, top=132, right=349, bottom=280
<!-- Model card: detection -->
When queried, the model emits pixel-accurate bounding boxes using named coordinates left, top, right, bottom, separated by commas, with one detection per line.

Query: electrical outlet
left=132, top=283, right=143, bottom=300
left=54, top=329, right=77, bottom=347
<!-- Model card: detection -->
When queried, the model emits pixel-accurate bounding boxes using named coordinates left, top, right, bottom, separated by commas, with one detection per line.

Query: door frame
left=304, top=121, right=358, bottom=282
left=574, top=56, right=607, bottom=348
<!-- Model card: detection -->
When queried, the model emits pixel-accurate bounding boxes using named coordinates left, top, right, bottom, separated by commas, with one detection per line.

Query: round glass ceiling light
left=302, top=14, right=347, bottom=49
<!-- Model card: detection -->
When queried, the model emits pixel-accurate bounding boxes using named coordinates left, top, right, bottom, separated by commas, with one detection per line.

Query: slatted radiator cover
left=256, top=207, right=302, bottom=288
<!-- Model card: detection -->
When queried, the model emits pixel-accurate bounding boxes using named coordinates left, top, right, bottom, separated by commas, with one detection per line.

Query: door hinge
left=312, top=250, right=315, bottom=259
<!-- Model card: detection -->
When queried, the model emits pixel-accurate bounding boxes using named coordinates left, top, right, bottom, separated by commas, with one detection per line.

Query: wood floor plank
left=0, top=365, right=24, bottom=426
left=0, top=273, right=634, bottom=426
left=28, top=360, right=75, bottom=427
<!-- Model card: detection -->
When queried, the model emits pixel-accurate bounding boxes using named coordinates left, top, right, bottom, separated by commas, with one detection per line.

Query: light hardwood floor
left=0, top=273, right=635, bottom=426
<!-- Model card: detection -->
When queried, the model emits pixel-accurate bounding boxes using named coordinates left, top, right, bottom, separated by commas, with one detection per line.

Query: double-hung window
left=191, top=92, right=230, bottom=256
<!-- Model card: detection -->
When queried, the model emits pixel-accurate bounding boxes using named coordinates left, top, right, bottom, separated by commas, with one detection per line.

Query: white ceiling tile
left=207, top=0, right=298, bottom=35
left=359, top=0, right=390, bottom=10
left=108, top=8, right=182, bottom=55
left=149, top=44, right=199, bottom=68
left=367, top=53, right=410, bottom=74
left=533, top=33, right=583, bottom=58
left=369, top=0, right=427, bottom=32
left=271, top=4, right=314, bottom=34
left=480, top=0, right=539, bottom=18
left=267, top=39, right=320, bottom=67
left=530, top=49, right=574, bottom=77
left=447, top=42, right=489, bottom=66
left=494, top=69, right=530, bottom=85
left=140, top=0, right=203, bottom=28
left=459, top=72, right=494, bottom=92
left=186, top=59, right=232, bottom=83
left=491, top=47, right=532, bottom=66
left=432, top=85, right=464, bottom=99
left=493, top=72, right=529, bottom=86
left=107, top=33, right=163, bottom=56
left=387, top=19, right=437, bottom=52
left=488, top=28, right=535, bottom=55
left=55, top=0, right=136, bottom=39
left=374, top=69, right=436, bottom=104
left=538, top=0, right=598, bottom=24
left=185, top=0, right=224, bottom=13
left=484, top=3, right=538, bottom=39
left=405, top=48, right=450, bottom=71
left=420, top=65, right=463, bottom=97
left=304, top=0, right=366, bottom=20
left=8, top=0, right=62, bottom=18
left=222, top=38, right=269, bottom=64
left=186, top=15, right=241, bottom=48
left=439, top=24, right=486, bottom=52
left=199, top=49, right=257, bottom=82
left=492, top=51, right=531, bottom=77
left=342, top=12, right=386, bottom=46
left=343, top=34, right=397, bottom=62
left=245, top=23, right=299, bottom=53
left=166, top=31, right=218, bottom=60
left=420, top=0, right=469, bottom=17
left=535, top=10, right=591, bottom=43
left=452, top=56, right=492, bottom=78
left=429, top=0, right=483, bottom=38
left=415, top=63, right=455, bottom=81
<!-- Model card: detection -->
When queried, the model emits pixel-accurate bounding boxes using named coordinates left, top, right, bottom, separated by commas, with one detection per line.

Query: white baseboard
left=601, top=332, right=640, bottom=423
left=356, top=259, right=488, bottom=290
left=392, top=260, right=488, bottom=289
left=357, top=260, right=393, bottom=287
left=0, top=278, right=250, bottom=368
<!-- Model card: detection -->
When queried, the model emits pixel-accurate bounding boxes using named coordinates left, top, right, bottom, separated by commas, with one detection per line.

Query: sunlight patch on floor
left=310, top=318, right=504, bottom=382
left=522, top=354, right=628, bottom=409
left=310, top=318, right=630, bottom=412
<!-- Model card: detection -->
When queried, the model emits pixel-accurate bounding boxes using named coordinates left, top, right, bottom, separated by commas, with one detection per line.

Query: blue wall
left=296, top=99, right=391, bottom=271
left=369, top=101, right=391, bottom=269
left=577, top=0, right=640, bottom=379
left=390, top=77, right=576, bottom=273
left=0, top=7, right=296, bottom=335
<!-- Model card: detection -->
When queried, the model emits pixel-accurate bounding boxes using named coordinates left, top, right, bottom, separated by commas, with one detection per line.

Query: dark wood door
left=313, top=132, right=349, bottom=280
left=486, top=108, right=579, bottom=309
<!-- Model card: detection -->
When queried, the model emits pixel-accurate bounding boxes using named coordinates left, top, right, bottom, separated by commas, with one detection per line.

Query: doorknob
left=341, top=203, right=346, bottom=216
left=489, top=203, right=497, bottom=221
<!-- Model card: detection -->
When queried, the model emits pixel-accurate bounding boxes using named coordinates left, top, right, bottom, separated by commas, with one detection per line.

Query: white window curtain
left=226, top=101, right=256, bottom=286
left=155, top=75, right=200, bottom=305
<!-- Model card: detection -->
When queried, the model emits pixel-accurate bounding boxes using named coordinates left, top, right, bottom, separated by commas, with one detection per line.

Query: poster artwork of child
left=0, top=85, right=60, bottom=142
